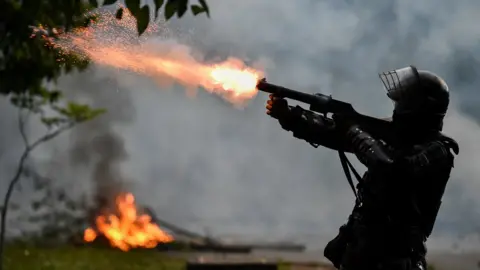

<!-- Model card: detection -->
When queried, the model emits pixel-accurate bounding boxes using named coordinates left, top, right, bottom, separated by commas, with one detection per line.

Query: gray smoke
left=59, top=68, right=136, bottom=216
left=2, top=0, right=480, bottom=251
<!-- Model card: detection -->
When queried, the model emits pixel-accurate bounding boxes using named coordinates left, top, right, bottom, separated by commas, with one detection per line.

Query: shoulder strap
left=338, top=151, right=363, bottom=204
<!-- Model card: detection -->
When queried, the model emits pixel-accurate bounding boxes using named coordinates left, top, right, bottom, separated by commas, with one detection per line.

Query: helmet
left=378, top=65, right=449, bottom=131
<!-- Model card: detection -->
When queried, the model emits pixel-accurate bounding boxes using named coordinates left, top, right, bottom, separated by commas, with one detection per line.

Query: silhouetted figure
left=266, top=66, right=459, bottom=270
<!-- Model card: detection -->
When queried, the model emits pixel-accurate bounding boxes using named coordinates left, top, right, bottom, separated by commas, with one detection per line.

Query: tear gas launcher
left=256, top=78, right=393, bottom=141
left=255, top=78, right=391, bottom=201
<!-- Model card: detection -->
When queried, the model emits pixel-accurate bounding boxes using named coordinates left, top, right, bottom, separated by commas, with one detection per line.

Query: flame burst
left=83, top=193, right=174, bottom=251
left=40, top=7, right=263, bottom=105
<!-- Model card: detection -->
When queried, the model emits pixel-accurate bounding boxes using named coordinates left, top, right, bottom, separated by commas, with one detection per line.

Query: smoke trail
left=47, top=9, right=263, bottom=106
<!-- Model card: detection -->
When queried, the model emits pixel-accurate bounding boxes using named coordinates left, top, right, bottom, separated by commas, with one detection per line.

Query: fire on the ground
left=83, top=193, right=174, bottom=251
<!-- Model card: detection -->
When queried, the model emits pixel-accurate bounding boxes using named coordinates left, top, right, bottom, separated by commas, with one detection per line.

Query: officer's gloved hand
left=266, top=94, right=297, bottom=131
left=332, top=113, right=358, bottom=135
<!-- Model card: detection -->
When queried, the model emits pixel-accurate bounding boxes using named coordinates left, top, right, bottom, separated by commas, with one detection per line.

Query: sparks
left=36, top=6, right=264, bottom=106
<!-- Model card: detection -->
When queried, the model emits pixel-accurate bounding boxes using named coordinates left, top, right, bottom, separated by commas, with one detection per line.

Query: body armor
left=288, top=111, right=458, bottom=270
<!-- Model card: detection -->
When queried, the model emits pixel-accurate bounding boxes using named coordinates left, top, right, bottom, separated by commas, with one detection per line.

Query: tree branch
left=18, top=108, right=30, bottom=147
left=29, top=122, right=75, bottom=151
left=0, top=115, right=75, bottom=270
left=0, top=146, right=31, bottom=270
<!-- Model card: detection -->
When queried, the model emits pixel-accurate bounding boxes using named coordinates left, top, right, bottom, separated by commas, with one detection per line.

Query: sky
left=2, top=0, right=480, bottom=251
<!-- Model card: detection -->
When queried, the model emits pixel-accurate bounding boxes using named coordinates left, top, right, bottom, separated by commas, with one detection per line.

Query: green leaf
left=57, top=102, right=105, bottom=122
left=102, top=0, right=117, bottom=5
left=191, top=4, right=206, bottom=16
left=176, top=0, right=188, bottom=18
left=153, top=0, right=165, bottom=19
left=88, top=108, right=107, bottom=120
left=115, top=8, right=124, bottom=20
left=41, top=117, right=65, bottom=128
left=125, top=0, right=140, bottom=15
left=136, top=5, right=150, bottom=35
left=164, top=0, right=177, bottom=20
left=50, top=91, right=62, bottom=103
left=198, top=0, right=210, bottom=17
left=89, top=0, right=98, bottom=8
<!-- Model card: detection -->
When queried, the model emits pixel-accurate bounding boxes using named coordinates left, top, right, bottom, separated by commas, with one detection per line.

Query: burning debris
left=83, top=192, right=174, bottom=251
left=81, top=192, right=305, bottom=253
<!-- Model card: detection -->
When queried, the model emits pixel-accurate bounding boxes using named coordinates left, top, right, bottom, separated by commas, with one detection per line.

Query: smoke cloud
left=2, top=0, right=480, bottom=251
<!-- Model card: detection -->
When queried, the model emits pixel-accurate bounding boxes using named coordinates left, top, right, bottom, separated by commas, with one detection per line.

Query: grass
left=4, top=243, right=434, bottom=270
left=4, top=244, right=185, bottom=270
left=3, top=243, right=298, bottom=270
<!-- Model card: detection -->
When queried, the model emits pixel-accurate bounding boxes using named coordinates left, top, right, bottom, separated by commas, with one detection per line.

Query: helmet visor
left=379, top=66, right=420, bottom=101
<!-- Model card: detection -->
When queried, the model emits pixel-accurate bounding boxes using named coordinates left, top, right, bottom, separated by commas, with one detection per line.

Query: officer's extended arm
left=345, top=126, right=458, bottom=174
left=266, top=95, right=351, bottom=151
left=282, top=105, right=348, bottom=151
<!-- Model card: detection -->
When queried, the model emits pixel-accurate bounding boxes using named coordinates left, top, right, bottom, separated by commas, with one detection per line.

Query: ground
left=4, top=244, right=185, bottom=270
left=4, top=244, right=320, bottom=270
left=4, top=244, right=478, bottom=270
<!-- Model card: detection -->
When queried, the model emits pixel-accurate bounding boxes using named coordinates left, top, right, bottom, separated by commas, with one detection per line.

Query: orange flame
left=39, top=7, right=263, bottom=106
left=83, top=193, right=174, bottom=251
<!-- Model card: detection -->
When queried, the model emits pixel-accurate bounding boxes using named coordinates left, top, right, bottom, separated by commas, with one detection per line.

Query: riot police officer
left=266, top=66, right=459, bottom=270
